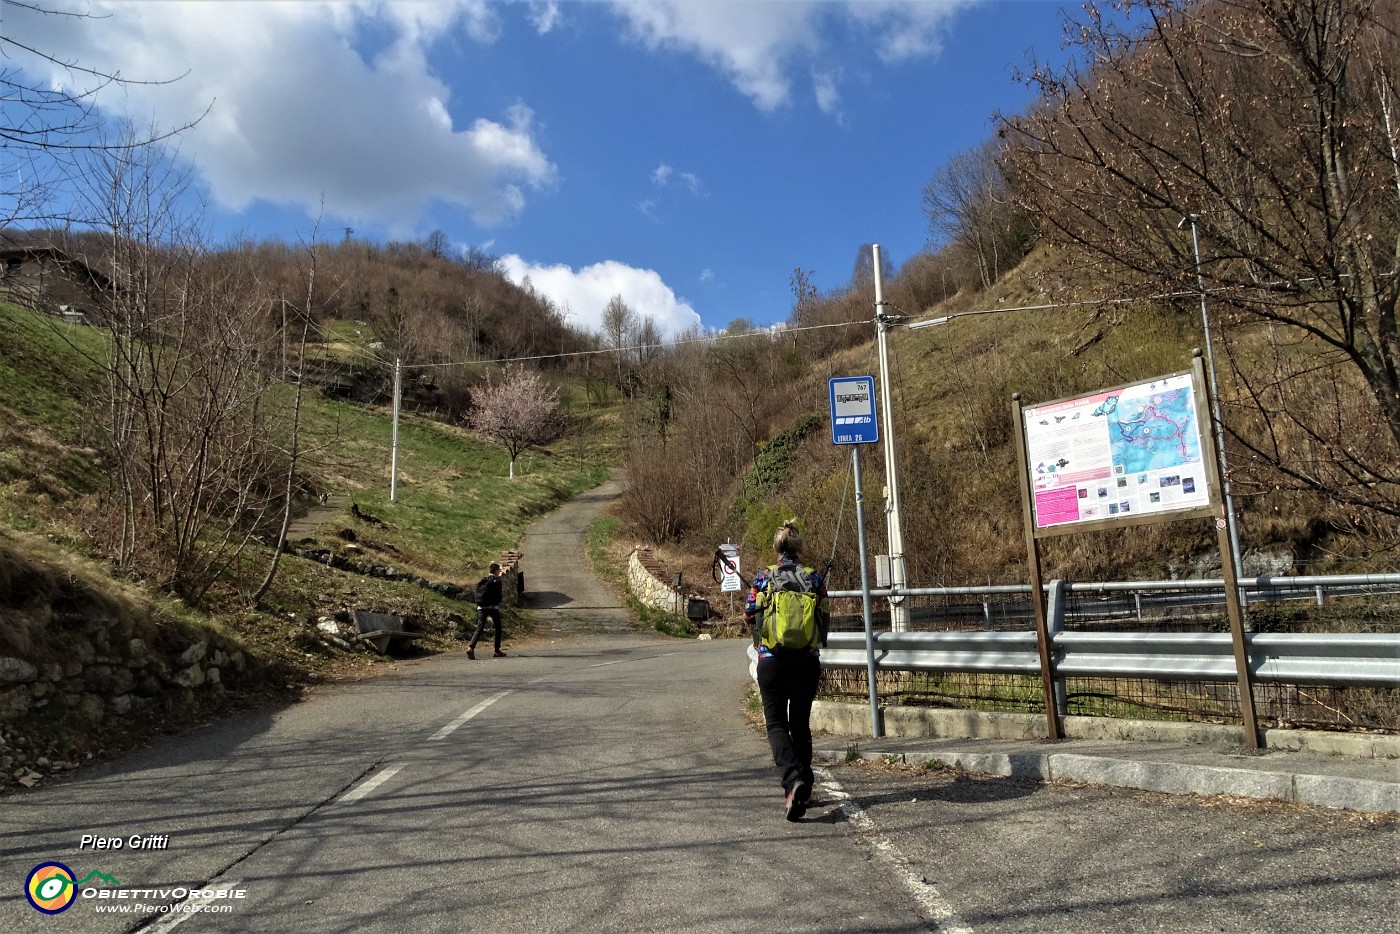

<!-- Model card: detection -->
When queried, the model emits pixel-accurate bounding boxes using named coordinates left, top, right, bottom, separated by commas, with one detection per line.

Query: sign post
left=829, top=376, right=882, bottom=737
left=1013, top=357, right=1259, bottom=748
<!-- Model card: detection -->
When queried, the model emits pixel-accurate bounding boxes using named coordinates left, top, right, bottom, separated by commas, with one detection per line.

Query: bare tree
left=601, top=293, right=637, bottom=392
left=253, top=228, right=323, bottom=606
left=75, top=130, right=285, bottom=601
left=423, top=228, right=450, bottom=259
left=636, top=315, right=662, bottom=367
left=1003, top=0, right=1400, bottom=519
left=922, top=139, right=1035, bottom=288
left=849, top=243, right=894, bottom=289
left=0, top=0, right=201, bottom=230
left=468, top=365, right=564, bottom=478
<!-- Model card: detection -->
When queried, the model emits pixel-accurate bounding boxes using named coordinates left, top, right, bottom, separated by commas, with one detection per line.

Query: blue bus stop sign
left=829, top=376, right=878, bottom=445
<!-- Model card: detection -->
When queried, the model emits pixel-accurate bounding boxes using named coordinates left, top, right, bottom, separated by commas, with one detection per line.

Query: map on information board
left=1023, top=371, right=1213, bottom=530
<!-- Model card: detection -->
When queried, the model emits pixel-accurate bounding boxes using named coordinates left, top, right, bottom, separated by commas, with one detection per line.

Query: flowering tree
left=468, top=365, right=564, bottom=478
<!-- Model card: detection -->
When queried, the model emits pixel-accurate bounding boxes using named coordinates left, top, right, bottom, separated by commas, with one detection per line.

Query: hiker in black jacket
left=468, top=563, right=506, bottom=659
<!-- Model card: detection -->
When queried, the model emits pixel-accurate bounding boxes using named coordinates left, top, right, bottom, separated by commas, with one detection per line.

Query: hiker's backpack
left=474, top=575, right=500, bottom=606
left=755, top=563, right=821, bottom=650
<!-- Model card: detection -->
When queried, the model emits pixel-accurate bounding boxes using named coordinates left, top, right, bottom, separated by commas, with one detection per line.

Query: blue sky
left=9, top=1, right=1079, bottom=337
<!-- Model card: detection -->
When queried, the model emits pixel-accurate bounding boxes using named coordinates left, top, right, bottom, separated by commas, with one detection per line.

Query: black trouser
left=470, top=605, right=502, bottom=651
left=756, top=649, right=821, bottom=793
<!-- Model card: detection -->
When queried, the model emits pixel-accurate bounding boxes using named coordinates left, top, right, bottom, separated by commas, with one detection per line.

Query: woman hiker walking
left=745, top=519, right=829, bottom=821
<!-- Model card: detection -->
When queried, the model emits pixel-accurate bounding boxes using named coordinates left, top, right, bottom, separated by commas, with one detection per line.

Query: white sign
left=717, top=543, right=742, bottom=592
left=1023, top=371, right=1213, bottom=530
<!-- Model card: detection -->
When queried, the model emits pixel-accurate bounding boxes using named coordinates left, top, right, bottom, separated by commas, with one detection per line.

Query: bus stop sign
left=829, top=376, right=878, bottom=445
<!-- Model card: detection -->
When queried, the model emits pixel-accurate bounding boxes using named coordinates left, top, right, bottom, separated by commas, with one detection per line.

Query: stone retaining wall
left=627, top=547, right=688, bottom=616
left=0, top=602, right=269, bottom=788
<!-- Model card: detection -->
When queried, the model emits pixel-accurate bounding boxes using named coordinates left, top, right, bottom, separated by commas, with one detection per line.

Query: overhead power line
left=401, top=317, right=867, bottom=371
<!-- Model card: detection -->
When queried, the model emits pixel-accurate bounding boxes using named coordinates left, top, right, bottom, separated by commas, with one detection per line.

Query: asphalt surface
left=4, top=475, right=1397, bottom=933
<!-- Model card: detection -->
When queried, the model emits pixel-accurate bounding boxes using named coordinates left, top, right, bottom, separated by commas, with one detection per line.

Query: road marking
left=816, top=767, right=975, bottom=934
left=429, top=690, right=512, bottom=741
left=586, top=652, right=680, bottom=668
left=143, top=879, right=243, bottom=933
left=337, top=764, right=404, bottom=805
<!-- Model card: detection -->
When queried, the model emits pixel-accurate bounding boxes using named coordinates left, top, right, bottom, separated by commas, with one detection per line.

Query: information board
left=1023, top=370, right=1214, bottom=531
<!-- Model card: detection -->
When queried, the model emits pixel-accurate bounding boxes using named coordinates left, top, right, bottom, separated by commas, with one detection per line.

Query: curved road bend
left=2, top=476, right=1393, bottom=934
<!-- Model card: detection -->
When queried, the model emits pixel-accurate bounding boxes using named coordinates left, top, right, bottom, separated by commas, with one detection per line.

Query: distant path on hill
left=284, top=492, right=350, bottom=541
left=518, top=471, right=634, bottom=636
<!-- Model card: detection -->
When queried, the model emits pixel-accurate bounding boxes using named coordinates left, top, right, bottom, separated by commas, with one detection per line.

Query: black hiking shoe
left=785, top=783, right=809, bottom=822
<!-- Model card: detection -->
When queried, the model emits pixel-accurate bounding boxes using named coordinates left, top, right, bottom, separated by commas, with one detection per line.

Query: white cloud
left=845, top=2, right=966, bottom=63
left=499, top=255, right=702, bottom=339
left=527, top=2, right=563, bottom=35
left=610, top=0, right=816, bottom=111
left=812, top=68, right=842, bottom=117
left=609, top=0, right=969, bottom=111
left=7, top=0, right=554, bottom=231
left=699, top=268, right=714, bottom=283
left=651, top=162, right=703, bottom=195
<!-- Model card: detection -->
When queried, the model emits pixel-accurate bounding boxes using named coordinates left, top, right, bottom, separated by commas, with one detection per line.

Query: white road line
left=337, top=764, right=404, bottom=805
left=144, top=879, right=243, bottom=933
left=586, top=652, right=680, bottom=668
left=429, top=690, right=512, bottom=741
left=816, top=767, right=975, bottom=934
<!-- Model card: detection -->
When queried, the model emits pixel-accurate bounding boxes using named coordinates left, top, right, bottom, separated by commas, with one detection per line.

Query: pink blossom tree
left=468, top=365, right=564, bottom=478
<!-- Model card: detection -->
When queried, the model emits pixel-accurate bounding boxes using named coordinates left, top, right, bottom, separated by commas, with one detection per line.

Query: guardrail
left=825, top=573, right=1400, bottom=630
left=818, top=630, right=1400, bottom=687
left=751, top=573, right=1399, bottom=743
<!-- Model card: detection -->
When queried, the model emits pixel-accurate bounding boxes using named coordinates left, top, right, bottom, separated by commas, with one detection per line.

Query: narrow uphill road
left=517, top=472, right=634, bottom=636
left=0, top=477, right=928, bottom=934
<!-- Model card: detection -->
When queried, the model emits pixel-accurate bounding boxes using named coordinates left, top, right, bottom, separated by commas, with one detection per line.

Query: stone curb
left=817, top=745, right=1400, bottom=814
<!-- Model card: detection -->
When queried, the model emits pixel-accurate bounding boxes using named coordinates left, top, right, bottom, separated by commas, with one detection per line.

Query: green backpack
left=756, top=563, right=821, bottom=650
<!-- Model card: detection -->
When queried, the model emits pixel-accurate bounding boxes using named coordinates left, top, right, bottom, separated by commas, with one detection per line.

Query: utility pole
left=390, top=357, right=402, bottom=503
left=872, top=244, right=910, bottom=631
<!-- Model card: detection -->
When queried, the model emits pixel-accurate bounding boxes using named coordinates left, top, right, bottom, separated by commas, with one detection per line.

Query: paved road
left=2, top=639, right=930, bottom=933
left=519, top=472, right=632, bottom=636
left=4, top=476, right=1396, bottom=933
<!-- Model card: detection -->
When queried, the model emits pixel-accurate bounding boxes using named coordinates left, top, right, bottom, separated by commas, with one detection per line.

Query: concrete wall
left=811, top=700, right=1400, bottom=759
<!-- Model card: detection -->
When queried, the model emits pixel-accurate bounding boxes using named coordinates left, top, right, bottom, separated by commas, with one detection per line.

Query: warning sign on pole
left=718, top=543, right=742, bottom=592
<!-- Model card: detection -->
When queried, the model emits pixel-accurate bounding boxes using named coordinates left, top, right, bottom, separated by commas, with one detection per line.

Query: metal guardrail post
left=1046, top=580, right=1069, bottom=718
